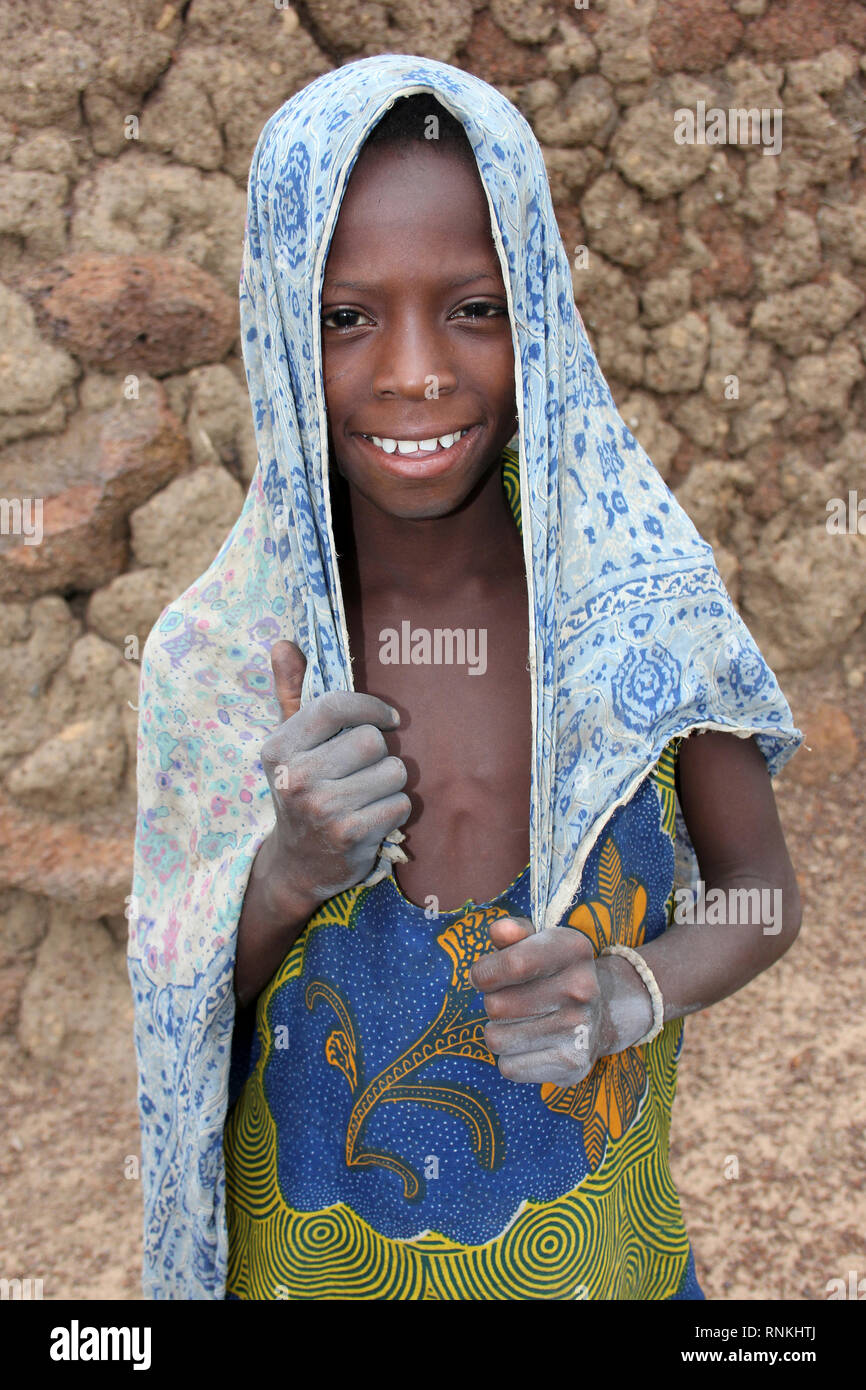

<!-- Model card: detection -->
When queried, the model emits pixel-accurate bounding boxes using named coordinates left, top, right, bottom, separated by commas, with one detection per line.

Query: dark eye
left=322, top=308, right=373, bottom=330
left=451, top=300, right=506, bottom=320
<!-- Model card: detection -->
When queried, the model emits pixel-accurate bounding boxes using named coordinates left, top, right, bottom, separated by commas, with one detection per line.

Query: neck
left=333, top=458, right=522, bottom=600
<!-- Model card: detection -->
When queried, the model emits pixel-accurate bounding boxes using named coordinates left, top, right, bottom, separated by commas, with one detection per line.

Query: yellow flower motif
left=540, top=836, right=650, bottom=1171
left=437, top=906, right=498, bottom=991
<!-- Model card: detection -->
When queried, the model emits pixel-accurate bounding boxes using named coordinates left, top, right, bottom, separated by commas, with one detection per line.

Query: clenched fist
left=260, top=640, right=412, bottom=908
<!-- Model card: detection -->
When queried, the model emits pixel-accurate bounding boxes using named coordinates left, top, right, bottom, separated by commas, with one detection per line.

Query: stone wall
left=1, top=0, right=865, bottom=1059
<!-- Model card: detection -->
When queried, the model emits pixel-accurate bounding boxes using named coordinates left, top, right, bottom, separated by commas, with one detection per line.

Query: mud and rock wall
left=0, top=0, right=864, bottom=1059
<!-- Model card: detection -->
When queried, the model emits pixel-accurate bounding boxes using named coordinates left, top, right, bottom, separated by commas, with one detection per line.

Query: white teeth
left=365, top=428, right=470, bottom=455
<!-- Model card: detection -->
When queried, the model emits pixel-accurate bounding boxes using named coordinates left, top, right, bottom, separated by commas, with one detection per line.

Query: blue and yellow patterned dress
left=223, top=452, right=703, bottom=1301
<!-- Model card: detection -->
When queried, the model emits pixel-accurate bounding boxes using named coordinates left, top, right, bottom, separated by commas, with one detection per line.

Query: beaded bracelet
left=599, top=944, right=665, bottom=1047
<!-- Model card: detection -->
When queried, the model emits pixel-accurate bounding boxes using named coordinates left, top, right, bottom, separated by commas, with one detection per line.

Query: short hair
left=362, top=93, right=476, bottom=165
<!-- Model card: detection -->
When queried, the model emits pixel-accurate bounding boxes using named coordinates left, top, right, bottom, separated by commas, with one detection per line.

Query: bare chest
left=345, top=587, right=532, bottom=910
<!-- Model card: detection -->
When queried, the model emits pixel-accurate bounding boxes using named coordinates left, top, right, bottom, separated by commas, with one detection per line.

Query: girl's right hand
left=260, top=640, right=411, bottom=910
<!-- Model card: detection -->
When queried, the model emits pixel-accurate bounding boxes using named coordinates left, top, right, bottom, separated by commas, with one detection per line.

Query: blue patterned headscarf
left=129, top=54, right=801, bottom=1298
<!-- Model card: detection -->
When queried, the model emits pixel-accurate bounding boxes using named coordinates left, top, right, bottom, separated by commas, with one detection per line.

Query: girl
left=129, top=56, right=802, bottom=1301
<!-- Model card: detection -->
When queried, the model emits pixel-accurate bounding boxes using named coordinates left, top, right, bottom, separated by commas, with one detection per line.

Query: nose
left=371, top=313, right=457, bottom=401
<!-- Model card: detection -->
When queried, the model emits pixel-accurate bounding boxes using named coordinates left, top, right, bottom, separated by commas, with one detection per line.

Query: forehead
left=324, top=142, right=499, bottom=279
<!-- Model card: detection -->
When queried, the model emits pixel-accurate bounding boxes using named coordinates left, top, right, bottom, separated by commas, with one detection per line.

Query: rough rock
left=644, top=312, right=710, bottom=393
left=130, top=464, right=245, bottom=590
left=0, top=890, right=50, bottom=956
left=547, top=18, right=598, bottom=76
left=736, top=157, right=779, bottom=224
left=7, top=714, right=126, bottom=815
left=488, top=0, right=557, bottom=46
left=71, top=157, right=247, bottom=292
left=640, top=269, right=693, bottom=328
left=782, top=703, right=859, bottom=788
left=727, top=369, right=789, bottom=453
left=0, top=378, right=189, bottom=601
left=9, top=129, right=79, bottom=176
left=753, top=210, right=821, bottom=294
left=0, top=959, right=29, bottom=1035
left=0, top=597, right=80, bottom=776
left=724, top=55, right=785, bottom=113
left=581, top=171, right=660, bottom=269
left=618, top=391, right=681, bottom=480
left=787, top=339, right=865, bottom=422
left=595, top=324, right=647, bottom=387
left=17, top=906, right=133, bottom=1064
left=573, top=252, right=639, bottom=332
left=25, top=254, right=238, bottom=377
left=81, top=92, right=136, bottom=159
left=677, top=152, right=742, bottom=230
left=703, top=303, right=772, bottom=410
left=541, top=147, right=604, bottom=206
left=0, top=170, right=69, bottom=274
left=689, top=210, right=754, bottom=302
left=0, top=30, right=96, bottom=128
left=0, top=778, right=134, bottom=917
left=671, top=395, right=730, bottom=452
left=528, top=76, right=618, bottom=148
left=593, top=0, right=654, bottom=85
left=0, top=284, right=79, bottom=428
left=0, top=2, right=179, bottom=128
left=0, top=397, right=73, bottom=450
left=144, top=19, right=330, bottom=180
left=817, top=197, right=866, bottom=263
left=750, top=274, right=864, bottom=356
left=739, top=529, right=866, bottom=671
left=186, top=363, right=258, bottom=482
left=674, top=459, right=755, bottom=550
left=304, top=0, right=472, bottom=62
left=86, top=569, right=178, bottom=654
left=779, top=94, right=858, bottom=196
left=612, top=100, right=714, bottom=199
left=0, top=889, right=50, bottom=1034
left=140, top=49, right=224, bottom=171
left=785, top=46, right=859, bottom=98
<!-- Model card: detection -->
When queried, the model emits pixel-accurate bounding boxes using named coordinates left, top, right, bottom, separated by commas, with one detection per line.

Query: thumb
left=488, top=915, right=535, bottom=950
left=270, top=639, right=307, bottom=723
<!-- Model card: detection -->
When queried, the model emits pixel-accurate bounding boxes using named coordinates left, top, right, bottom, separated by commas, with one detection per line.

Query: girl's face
left=321, top=139, right=517, bottom=521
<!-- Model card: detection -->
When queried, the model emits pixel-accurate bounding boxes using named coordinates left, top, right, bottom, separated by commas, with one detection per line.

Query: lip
left=353, top=424, right=481, bottom=479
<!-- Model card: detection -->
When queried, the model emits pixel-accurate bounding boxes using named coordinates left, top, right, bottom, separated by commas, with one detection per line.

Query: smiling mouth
left=358, top=427, right=474, bottom=455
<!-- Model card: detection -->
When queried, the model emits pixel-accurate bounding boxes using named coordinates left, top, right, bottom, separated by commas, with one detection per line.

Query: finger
left=318, top=756, right=409, bottom=818
left=306, top=721, right=392, bottom=780
left=270, top=640, right=307, bottom=723
left=497, top=1048, right=592, bottom=1086
left=488, top=915, right=535, bottom=950
left=481, top=975, right=561, bottom=1021
left=484, top=1012, right=565, bottom=1055
left=290, top=689, right=401, bottom=753
left=341, top=790, right=413, bottom=846
left=471, top=925, right=582, bottom=994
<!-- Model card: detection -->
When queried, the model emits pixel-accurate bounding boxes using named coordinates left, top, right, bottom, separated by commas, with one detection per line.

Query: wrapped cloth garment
left=128, top=55, right=802, bottom=1299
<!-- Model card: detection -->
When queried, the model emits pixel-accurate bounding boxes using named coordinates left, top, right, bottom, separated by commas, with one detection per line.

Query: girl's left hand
left=469, top=917, right=622, bottom=1085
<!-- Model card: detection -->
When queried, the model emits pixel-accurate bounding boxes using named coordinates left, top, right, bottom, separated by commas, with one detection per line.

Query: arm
left=232, top=640, right=409, bottom=1010
left=234, top=831, right=324, bottom=1009
left=598, top=730, right=802, bottom=1054
left=471, top=731, right=803, bottom=1084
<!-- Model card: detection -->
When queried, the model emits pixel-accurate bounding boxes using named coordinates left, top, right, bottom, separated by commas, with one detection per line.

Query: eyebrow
left=324, top=271, right=502, bottom=292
